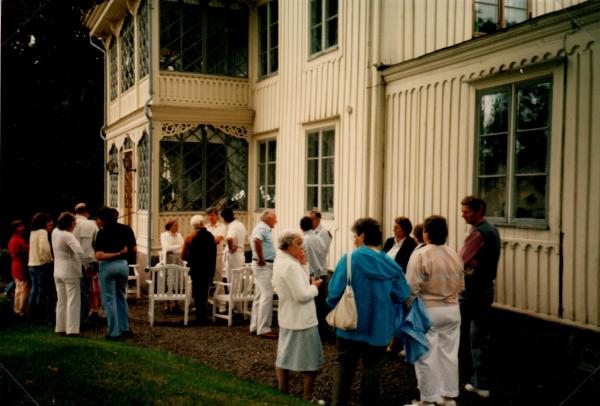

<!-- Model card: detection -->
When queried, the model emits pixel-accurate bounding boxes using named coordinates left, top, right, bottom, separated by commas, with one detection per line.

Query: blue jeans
left=99, top=260, right=129, bottom=337
left=29, top=264, right=54, bottom=320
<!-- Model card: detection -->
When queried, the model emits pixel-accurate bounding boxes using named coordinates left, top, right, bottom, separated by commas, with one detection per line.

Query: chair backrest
left=149, top=264, right=189, bottom=296
left=230, top=266, right=254, bottom=300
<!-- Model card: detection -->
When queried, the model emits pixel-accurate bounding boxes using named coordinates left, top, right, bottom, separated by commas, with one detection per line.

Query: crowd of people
left=3, top=195, right=500, bottom=405
left=5, top=203, right=136, bottom=340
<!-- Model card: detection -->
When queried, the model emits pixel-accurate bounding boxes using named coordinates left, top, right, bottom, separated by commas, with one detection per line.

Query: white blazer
left=51, top=229, right=85, bottom=279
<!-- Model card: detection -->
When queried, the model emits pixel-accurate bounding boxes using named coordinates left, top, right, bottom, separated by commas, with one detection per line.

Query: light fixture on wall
left=106, top=159, right=119, bottom=175
left=123, top=154, right=136, bottom=172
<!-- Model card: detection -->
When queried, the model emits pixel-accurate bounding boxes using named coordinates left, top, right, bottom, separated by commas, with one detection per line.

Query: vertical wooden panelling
left=589, top=45, right=600, bottom=326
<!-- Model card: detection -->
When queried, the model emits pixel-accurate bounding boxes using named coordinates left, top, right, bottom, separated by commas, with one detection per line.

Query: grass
left=0, top=323, right=307, bottom=405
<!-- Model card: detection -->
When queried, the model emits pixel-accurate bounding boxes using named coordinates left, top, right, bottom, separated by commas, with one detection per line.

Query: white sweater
left=272, top=250, right=319, bottom=330
left=51, top=229, right=85, bottom=279
left=28, top=229, right=53, bottom=266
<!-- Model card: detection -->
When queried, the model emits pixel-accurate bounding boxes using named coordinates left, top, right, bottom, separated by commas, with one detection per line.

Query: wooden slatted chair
left=212, top=265, right=254, bottom=326
left=147, top=264, right=191, bottom=326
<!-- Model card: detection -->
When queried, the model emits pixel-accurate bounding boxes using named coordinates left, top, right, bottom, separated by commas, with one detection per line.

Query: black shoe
left=105, top=335, right=122, bottom=341
left=120, top=329, right=134, bottom=338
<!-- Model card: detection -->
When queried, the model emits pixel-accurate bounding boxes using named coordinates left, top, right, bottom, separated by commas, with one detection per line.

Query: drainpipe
left=144, top=0, right=154, bottom=267
left=366, top=0, right=384, bottom=220
left=89, top=36, right=107, bottom=204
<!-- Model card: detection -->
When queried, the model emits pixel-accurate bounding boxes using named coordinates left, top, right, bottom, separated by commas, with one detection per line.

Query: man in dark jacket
left=459, top=196, right=501, bottom=399
left=383, top=216, right=417, bottom=273
left=182, top=215, right=216, bottom=324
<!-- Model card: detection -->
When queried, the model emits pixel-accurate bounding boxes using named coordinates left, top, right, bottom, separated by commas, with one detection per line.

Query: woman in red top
left=8, top=220, right=30, bottom=316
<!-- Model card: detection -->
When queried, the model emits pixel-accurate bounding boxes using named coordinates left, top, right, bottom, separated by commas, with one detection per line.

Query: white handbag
left=326, top=251, right=357, bottom=330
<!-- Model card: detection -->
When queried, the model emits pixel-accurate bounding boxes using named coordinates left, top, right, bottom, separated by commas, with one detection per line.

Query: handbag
left=326, top=251, right=357, bottom=330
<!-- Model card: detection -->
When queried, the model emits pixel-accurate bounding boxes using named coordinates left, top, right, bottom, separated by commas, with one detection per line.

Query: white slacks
left=414, top=305, right=461, bottom=403
left=249, top=263, right=273, bottom=335
left=55, top=277, right=81, bottom=335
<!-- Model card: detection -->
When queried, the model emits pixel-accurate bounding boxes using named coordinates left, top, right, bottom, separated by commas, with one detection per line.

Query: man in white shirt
left=221, top=207, right=247, bottom=279
left=300, top=216, right=325, bottom=279
left=206, top=207, right=227, bottom=311
left=73, top=203, right=99, bottom=325
left=309, top=210, right=332, bottom=273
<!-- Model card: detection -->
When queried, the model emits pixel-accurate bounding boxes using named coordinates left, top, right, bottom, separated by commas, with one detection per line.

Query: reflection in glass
left=515, top=176, right=546, bottom=219
left=322, top=130, right=335, bottom=156
left=505, top=7, right=527, bottom=27
left=475, top=2, right=499, bottom=34
left=306, top=186, right=318, bottom=211
left=515, top=129, right=548, bottom=174
left=479, top=134, right=507, bottom=175
left=480, top=91, right=508, bottom=134
left=308, top=133, right=319, bottom=157
left=517, top=81, right=551, bottom=130
left=322, top=158, right=334, bottom=185
left=478, top=177, right=506, bottom=218
left=307, top=160, right=318, bottom=184
left=322, top=187, right=334, bottom=213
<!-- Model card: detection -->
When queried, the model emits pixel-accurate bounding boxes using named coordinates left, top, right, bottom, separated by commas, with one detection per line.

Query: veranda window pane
left=307, top=159, right=318, bottom=184
left=475, top=3, right=499, bottom=33
left=478, top=177, right=506, bottom=218
left=308, top=133, right=319, bottom=158
left=322, top=186, right=334, bottom=213
left=480, top=91, right=509, bottom=134
left=515, top=129, right=548, bottom=174
left=307, top=186, right=318, bottom=211
left=517, top=81, right=551, bottom=130
left=514, top=175, right=546, bottom=219
left=479, top=134, right=507, bottom=175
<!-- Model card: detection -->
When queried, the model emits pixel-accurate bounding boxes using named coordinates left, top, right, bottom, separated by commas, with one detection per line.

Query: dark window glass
left=258, top=0, right=278, bottom=78
left=120, top=14, right=135, bottom=92
left=257, top=139, right=276, bottom=209
left=306, top=128, right=335, bottom=213
left=310, top=0, right=337, bottom=55
left=109, top=39, right=118, bottom=101
left=138, top=0, right=150, bottom=79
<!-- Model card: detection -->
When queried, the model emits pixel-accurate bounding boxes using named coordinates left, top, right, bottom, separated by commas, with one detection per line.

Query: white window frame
left=473, top=0, right=530, bottom=36
left=309, top=0, right=338, bottom=56
left=306, top=127, right=335, bottom=214
left=258, top=0, right=278, bottom=79
left=256, top=138, right=277, bottom=209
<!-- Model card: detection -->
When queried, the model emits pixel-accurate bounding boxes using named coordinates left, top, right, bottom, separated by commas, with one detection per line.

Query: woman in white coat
left=52, top=212, right=86, bottom=336
left=272, top=231, right=324, bottom=404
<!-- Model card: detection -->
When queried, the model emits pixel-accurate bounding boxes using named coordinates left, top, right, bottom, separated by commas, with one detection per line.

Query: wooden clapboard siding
left=382, top=8, right=600, bottom=328
left=532, top=0, right=587, bottom=16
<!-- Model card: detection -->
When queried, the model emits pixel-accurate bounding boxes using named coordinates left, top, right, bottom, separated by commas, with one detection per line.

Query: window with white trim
left=258, top=0, right=278, bottom=78
left=306, top=128, right=334, bottom=213
left=310, top=0, right=338, bottom=55
left=137, top=133, right=149, bottom=210
left=476, top=77, right=552, bottom=225
left=109, top=39, right=118, bottom=101
left=138, top=0, right=150, bottom=79
left=474, top=0, right=529, bottom=35
left=109, top=145, right=119, bottom=207
left=120, top=14, right=135, bottom=92
left=257, top=139, right=276, bottom=209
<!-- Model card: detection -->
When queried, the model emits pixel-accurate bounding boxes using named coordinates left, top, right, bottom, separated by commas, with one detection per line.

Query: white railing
left=158, top=72, right=249, bottom=107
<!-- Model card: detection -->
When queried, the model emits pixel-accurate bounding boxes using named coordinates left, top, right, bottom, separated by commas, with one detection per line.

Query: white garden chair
left=147, top=264, right=192, bottom=326
left=212, top=265, right=254, bottom=326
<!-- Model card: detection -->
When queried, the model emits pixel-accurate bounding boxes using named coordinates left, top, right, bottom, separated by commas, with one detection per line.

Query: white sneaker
left=465, top=383, right=490, bottom=398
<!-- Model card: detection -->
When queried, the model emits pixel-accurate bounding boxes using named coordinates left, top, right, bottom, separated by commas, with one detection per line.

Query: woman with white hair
left=272, top=231, right=325, bottom=404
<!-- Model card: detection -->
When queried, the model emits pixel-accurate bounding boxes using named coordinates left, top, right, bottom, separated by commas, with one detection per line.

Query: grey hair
left=190, top=214, right=205, bottom=228
left=278, top=230, right=302, bottom=250
left=260, top=209, right=276, bottom=222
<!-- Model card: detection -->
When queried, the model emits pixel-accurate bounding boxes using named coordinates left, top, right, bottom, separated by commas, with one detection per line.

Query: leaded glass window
left=310, top=0, right=338, bottom=55
left=138, top=0, right=150, bottom=79
left=258, top=0, right=278, bottom=78
left=120, top=14, right=135, bottom=92
left=109, top=39, right=118, bottom=101
left=109, top=145, right=119, bottom=207
left=306, top=128, right=334, bottom=213
left=137, top=133, right=149, bottom=210
left=474, top=0, right=528, bottom=35
left=476, top=77, right=551, bottom=225
left=159, top=0, right=248, bottom=77
left=160, top=124, right=248, bottom=211
left=257, top=139, right=276, bottom=209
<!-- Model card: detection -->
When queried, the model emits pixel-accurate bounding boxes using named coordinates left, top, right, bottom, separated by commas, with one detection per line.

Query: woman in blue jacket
left=327, top=217, right=410, bottom=406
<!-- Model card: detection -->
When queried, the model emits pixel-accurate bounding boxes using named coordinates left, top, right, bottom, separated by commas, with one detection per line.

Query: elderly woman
left=383, top=216, right=417, bottom=273
left=160, top=219, right=184, bottom=265
left=405, top=215, right=464, bottom=406
left=51, top=212, right=86, bottom=336
left=327, top=218, right=410, bottom=406
left=272, top=231, right=324, bottom=404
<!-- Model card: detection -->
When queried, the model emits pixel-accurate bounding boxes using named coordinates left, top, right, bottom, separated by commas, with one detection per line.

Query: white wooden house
left=84, top=0, right=600, bottom=331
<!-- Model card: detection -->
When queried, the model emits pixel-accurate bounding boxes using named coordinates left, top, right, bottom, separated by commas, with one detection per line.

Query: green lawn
left=0, top=323, right=306, bottom=405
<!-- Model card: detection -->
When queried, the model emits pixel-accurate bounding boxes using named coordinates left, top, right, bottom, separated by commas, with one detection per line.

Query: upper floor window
left=476, top=77, right=552, bottom=226
left=257, top=139, right=276, bottom=209
left=474, top=0, right=529, bottom=35
left=159, top=0, right=248, bottom=77
left=258, top=0, right=278, bottom=78
left=120, top=14, right=135, bottom=92
left=138, top=0, right=150, bottom=79
left=306, top=128, right=334, bottom=213
left=310, top=0, right=338, bottom=55
left=109, top=39, right=118, bottom=101
left=160, top=124, right=248, bottom=211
